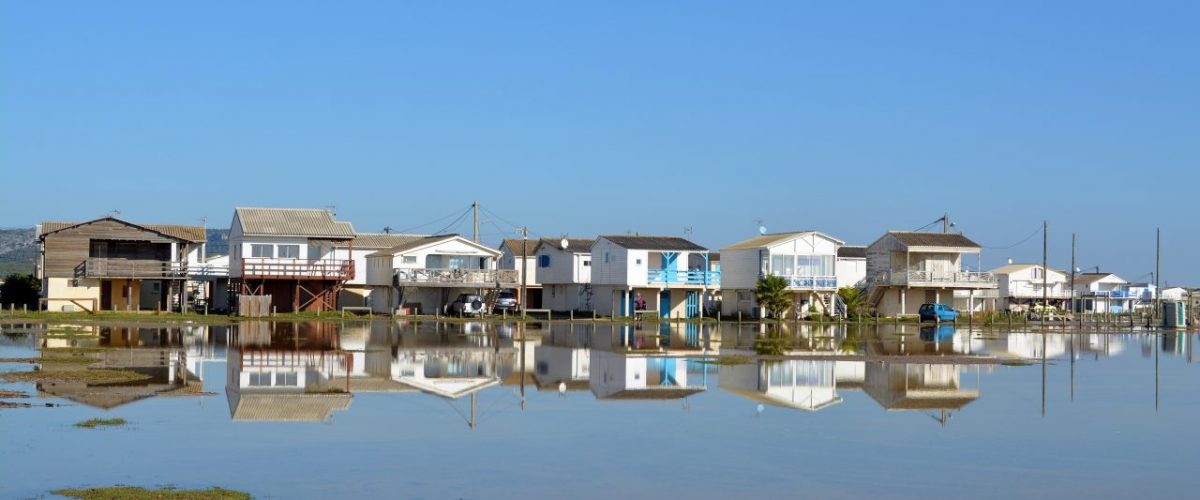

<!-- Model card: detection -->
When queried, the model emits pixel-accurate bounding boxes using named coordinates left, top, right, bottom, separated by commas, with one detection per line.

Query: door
left=100, top=281, right=112, bottom=310
left=685, top=290, right=699, bottom=318
left=660, top=291, right=671, bottom=318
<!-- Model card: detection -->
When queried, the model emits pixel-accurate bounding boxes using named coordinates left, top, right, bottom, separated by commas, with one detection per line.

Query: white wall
left=836, top=258, right=866, bottom=288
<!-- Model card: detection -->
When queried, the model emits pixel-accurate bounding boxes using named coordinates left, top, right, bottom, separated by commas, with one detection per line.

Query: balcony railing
left=647, top=269, right=720, bottom=286
left=875, top=270, right=996, bottom=287
left=241, top=258, right=354, bottom=280
left=761, top=274, right=837, bottom=290
left=1007, top=289, right=1078, bottom=299
left=75, top=258, right=188, bottom=279
left=1085, top=290, right=1148, bottom=299
left=393, top=268, right=519, bottom=287
left=188, top=263, right=230, bottom=278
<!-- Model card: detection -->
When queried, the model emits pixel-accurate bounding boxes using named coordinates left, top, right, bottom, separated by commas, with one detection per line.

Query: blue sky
left=1, top=1, right=1196, bottom=283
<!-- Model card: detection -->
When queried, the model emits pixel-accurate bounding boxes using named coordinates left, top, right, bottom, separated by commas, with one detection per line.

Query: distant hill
left=0, top=228, right=37, bottom=276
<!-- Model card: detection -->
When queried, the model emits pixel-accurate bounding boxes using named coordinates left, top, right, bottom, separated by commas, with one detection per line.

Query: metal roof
left=837, top=245, right=867, bottom=259
left=233, top=208, right=355, bottom=239
left=535, top=237, right=596, bottom=253
left=500, top=239, right=539, bottom=256
left=721, top=231, right=844, bottom=251
left=887, top=231, right=981, bottom=249
left=40, top=218, right=206, bottom=242
left=600, top=235, right=706, bottom=252
left=336, top=233, right=427, bottom=249
left=368, top=234, right=501, bottom=257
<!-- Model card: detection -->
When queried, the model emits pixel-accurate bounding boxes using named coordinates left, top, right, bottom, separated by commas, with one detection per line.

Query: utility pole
left=472, top=201, right=479, bottom=243
left=1071, top=232, right=1077, bottom=326
left=1155, top=227, right=1161, bottom=323
left=519, top=226, right=528, bottom=315
left=1042, top=221, right=1048, bottom=320
left=943, top=212, right=949, bottom=233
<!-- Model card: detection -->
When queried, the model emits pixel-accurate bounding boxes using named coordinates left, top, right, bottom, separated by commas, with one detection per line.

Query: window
left=278, top=245, right=300, bottom=259
left=539, top=255, right=551, bottom=268
left=582, top=259, right=591, bottom=267
left=635, top=258, right=642, bottom=265
left=275, top=372, right=298, bottom=386
left=249, top=372, right=272, bottom=386
left=1032, top=267, right=1044, bottom=279
left=250, top=244, right=274, bottom=258
left=402, top=255, right=417, bottom=264
left=771, top=255, right=794, bottom=276
left=307, top=243, right=322, bottom=260
left=604, top=252, right=610, bottom=263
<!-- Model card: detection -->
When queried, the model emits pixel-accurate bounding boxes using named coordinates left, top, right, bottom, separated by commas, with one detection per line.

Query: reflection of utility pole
left=1041, top=332, right=1047, bottom=417
left=519, top=321, right=526, bottom=410
left=470, top=392, right=476, bottom=431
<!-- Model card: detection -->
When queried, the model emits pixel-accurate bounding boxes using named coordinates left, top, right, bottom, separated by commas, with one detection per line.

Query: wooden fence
left=238, top=295, right=273, bottom=317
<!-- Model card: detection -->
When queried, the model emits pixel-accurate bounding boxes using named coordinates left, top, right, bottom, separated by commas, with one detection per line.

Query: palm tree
left=755, top=276, right=793, bottom=319
left=837, top=287, right=864, bottom=318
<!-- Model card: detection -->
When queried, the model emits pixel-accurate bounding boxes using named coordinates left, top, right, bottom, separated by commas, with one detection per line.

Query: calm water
left=1, top=320, right=1198, bottom=499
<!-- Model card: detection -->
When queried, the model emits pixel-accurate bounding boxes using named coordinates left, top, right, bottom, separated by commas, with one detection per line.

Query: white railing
left=394, top=268, right=519, bottom=287
left=241, top=258, right=354, bottom=280
left=1008, top=288, right=1077, bottom=299
left=876, top=270, right=996, bottom=287
left=761, top=274, right=837, bottom=290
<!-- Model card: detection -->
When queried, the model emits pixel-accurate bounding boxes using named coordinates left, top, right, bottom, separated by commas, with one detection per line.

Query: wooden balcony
left=875, top=270, right=996, bottom=288
left=74, top=258, right=187, bottom=279
left=241, top=258, right=354, bottom=281
left=393, top=268, right=518, bottom=288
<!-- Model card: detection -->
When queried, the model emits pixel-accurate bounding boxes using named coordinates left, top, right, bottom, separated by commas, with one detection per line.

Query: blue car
left=918, top=303, right=957, bottom=323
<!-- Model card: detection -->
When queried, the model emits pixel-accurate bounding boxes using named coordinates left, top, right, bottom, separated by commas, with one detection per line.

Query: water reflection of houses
left=38, top=325, right=202, bottom=409
left=533, top=323, right=591, bottom=392
left=863, top=361, right=981, bottom=423
left=590, top=350, right=705, bottom=401
left=226, top=321, right=352, bottom=422
left=720, top=357, right=844, bottom=411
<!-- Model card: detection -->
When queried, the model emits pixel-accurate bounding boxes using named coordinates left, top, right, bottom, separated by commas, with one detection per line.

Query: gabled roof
left=600, top=235, right=706, bottom=252
left=40, top=218, right=206, bottom=242
left=721, top=231, right=844, bottom=251
left=335, top=233, right=426, bottom=249
left=500, top=239, right=539, bottom=256
left=990, top=263, right=1068, bottom=276
left=227, top=392, right=353, bottom=422
left=233, top=208, right=355, bottom=239
left=368, top=234, right=501, bottom=257
left=535, top=237, right=596, bottom=253
left=1074, top=273, right=1126, bottom=285
left=837, top=246, right=867, bottom=259
left=884, top=231, right=981, bottom=249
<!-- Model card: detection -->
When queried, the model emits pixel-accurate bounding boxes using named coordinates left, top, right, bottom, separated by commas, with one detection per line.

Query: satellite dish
left=560, top=237, right=569, bottom=250
left=1007, top=258, right=1013, bottom=265
left=558, top=382, right=567, bottom=394
left=758, top=226, right=767, bottom=235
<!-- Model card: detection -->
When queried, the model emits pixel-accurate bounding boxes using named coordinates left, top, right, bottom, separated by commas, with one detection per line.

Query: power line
left=432, top=206, right=473, bottom=235
left=978, top=225, right=1044, bottom=250
left=391, top=205, right=473, bottom=234
left=480, top=206, right=526, bottom=233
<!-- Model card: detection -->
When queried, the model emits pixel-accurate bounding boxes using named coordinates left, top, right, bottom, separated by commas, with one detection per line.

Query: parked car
left=918, top=303, right=957, bottom=323
left=448, top=293, right=486, bottom=316
left=493, top=291, right=519, bottom=314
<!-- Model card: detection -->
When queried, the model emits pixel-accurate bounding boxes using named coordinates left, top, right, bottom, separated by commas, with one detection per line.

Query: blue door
left=660, top=290, right=671, bottom=318
left=619, top=290, right=627, bottom=316
left=661, top=252, right=678, bottom=283
left=686, top=290, right=699, bottom=318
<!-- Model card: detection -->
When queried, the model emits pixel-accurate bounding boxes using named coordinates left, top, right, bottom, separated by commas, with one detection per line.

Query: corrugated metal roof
left=228, top=393, right=352, bottom=422
left=500, top=239, right=539, bottom=256
left=233, top=208, right=356, bottom=239
left=837, top=245, right=867, bottom=258
left=336, top=233, right=427, bottom=249
left=991, top=263, right=1068, bottom=276
left=598, top=388, right=706, bottom=400
left=1074, top=273, right=1125, bottom=285
left=721, top=231, right=844, bottom=251
left=367, top=234, right=462, bottom=257
left=535, top=237, right=596, bottom=253
left=40, top=218, right=206, bottom=242
left=888, top=231, right=981, bottom=249
left=600, top=235, right=706, bottom=252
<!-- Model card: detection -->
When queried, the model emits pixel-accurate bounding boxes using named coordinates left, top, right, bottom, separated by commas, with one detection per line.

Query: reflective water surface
left=2, top=320, right=1198, bottom=499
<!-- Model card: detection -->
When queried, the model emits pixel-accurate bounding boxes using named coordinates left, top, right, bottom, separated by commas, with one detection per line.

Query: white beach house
left=1071, top=272, right=1132, bottom=314
left=719, top=231, right=845, bottom=319
left=332, top=232, right=427, bottom=308
left=364, top=234, right=518, bottom=314
left=991, top=263, right=1074, bottom=311
left=535, top=237, right=595, bottom=313
left=863, top=231, right=996, bottom=317
left=497, top=239, right=542, bottom=308
left=589, top=235, right=717, bottom=319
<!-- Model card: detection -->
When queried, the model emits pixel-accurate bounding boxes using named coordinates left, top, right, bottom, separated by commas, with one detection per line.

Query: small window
left=582, top=259, right=591, bottom=267
left=275, top=372, right=298, bottom=386
left=251, top=244, right=274, bottom=258
left=278, top=245, right=300, bottom=259
left=604, top=252, right=610, bottom=263
left=635, top=258, right=642, bottom=265
left=249, top=372, right=272, bottom=386
left=402, top=255, right=417, bottom=264
left=538, top=255, right=551, bottom=268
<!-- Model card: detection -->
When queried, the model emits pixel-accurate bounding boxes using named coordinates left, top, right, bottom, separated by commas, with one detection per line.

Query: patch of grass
left=1, top=368, right=152, bottom=384
left=52, top=486, right=250, bottom=499
left=74, top=417, right=128, bottom=429
left=0, top=389, right=29, bottom=398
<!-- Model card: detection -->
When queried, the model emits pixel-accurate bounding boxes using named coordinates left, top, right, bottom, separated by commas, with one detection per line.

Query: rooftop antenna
left=108, top=209, right=122, bottom=218
left=325, top=204, right=337, bottom=217
left=756, top=217, right=767, bottom=235
left=382, top=226, right=393, bottom=234
left=684, top=226, right=694, bottom=240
